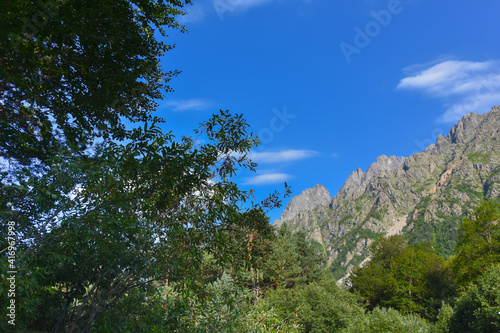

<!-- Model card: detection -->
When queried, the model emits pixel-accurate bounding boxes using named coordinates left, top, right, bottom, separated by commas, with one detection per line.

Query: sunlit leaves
left=350, top=236, right=454, bottom=320
left=451, top=201, right=500, bottom=286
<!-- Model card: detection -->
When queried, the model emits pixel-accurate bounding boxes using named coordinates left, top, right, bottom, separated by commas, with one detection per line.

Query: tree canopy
left=450, top=264, right=500, bottom=333
left=349, top=236, right=454, bottom=320
left=451, top=200, right=500, bottom=286
left=1, top=0, right=191, bottom=164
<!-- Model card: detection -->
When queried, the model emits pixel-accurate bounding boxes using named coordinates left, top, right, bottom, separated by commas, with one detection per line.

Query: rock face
left=274, top=184, right=331, bottom=228
left=274, top=106, right=500, bottom=279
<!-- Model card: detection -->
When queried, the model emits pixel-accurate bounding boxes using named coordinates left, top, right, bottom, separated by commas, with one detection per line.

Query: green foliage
left=0, top=112, right=289, bottom=331
left=92, top=286, right=171, bottom=332
left=0, top=263, right=45, bottom=332
left=165, top=272, right=250, bottom=332
left=368, top=207, right=387, bottom=222
left=329, top=227, right=383, bottom=280
left=259, top=279, right=364, bottom=333
left=390, top=244, right=453, bottom=318
left=236, top=309, right=302, bottom=333
left=405, top=197, right=461, bottom=259
left=453, top=183, right=484, bottom=200
left=2, top=1, right=194, bottom=326
left=261, top=227, right=326, bottom=291
left=467, top=152, right=490, bottom=164
left=350, top=236, right=455, bottom=320
left=341, top=307, right=432, bottom=333
left=450, top=264, right=500, bottom=333
left=162, top=273, right=302, bottom=332
left=431, top=216, right=460, bottom=259
left=0, top=0, right=192, bottom=165
left=349, top=236, right=405, bottom=310
left=451, top=201, right=500, bottom=286
left=431, top=302, right=453, bottom=333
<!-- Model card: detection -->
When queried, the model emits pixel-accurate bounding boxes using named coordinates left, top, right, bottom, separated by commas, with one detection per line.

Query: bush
left=258, top=279, right=364, bottom=332
left=342, top=307, right=432, bottom=333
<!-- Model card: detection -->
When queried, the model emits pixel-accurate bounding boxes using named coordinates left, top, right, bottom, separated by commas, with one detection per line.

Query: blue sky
left=158, top=0, right=500, bottom=222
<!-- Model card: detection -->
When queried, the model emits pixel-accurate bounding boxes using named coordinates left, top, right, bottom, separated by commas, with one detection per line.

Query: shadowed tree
left=1, top=0, right=191, bottom=165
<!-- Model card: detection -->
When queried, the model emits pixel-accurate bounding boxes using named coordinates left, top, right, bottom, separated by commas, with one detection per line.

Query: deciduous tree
left=350, top=236, right=454, bottom=320
left=450, top=264, right=500, bottom=333
left=451, top=201, right=500, bottom=286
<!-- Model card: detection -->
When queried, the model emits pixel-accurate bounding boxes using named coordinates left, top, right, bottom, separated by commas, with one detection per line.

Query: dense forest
left=1, top=1, right=500, bottom=332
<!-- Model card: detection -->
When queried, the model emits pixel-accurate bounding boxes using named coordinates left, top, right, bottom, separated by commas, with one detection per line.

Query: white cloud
left=215, top=0, right=273, bottom=12
left=178, top=3, right=206, bottom=23
left=162, top=99, right=211, bottom=112
left=243, top=173, right=292, bottom=185
left=330, top=152, right=340, bottom=158
left=213, top=0, right=276, bottom=20
left=248, top=150, right=319, bottom=164
left=440, top=92, right=500, bottom=123
left=397, top=60, right=500, bottom=123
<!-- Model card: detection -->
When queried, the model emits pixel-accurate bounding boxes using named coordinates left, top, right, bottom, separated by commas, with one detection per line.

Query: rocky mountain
left=274, top=184, right=331, bottom=227
left=274, top=106, right=500, bottom=280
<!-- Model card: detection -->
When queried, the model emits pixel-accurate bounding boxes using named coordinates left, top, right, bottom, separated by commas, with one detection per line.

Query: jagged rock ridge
left=274, top=106, right=500, bottom=279
left=274, top=184, right=330, bottom=228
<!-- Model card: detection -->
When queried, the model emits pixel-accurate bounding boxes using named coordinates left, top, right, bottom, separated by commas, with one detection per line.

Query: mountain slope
left=274, top=106, right=500, bottom=279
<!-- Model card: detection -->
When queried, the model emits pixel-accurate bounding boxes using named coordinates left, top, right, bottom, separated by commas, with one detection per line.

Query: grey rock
left=274, top=184, right=331, bottom=228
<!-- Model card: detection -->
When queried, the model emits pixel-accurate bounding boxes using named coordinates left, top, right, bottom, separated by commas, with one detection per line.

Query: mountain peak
left=274, top=184, right=331, bottom=227
left=336, top=155, right=407, bottom=201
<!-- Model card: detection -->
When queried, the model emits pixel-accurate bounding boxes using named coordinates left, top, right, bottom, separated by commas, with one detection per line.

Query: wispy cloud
left=248, top=150, right=319, bottom=164
left=178, top=3, right=206, bottom=23
left=214, top=0, right=273, bottom=13
left=190, top=0, right=311, bottom=21
left=397, top=60, right=500, bottom=122
left=240, top=149, right=317, bottom=185
left=213, top=0, right=279, bottom=20
left=243, top=173, right=292, bottom=185
left=162, top=99, right=212, bottom=112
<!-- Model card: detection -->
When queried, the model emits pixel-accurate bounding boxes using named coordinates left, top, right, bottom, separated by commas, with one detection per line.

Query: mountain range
left=273, top=106, right=500, bottom=280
